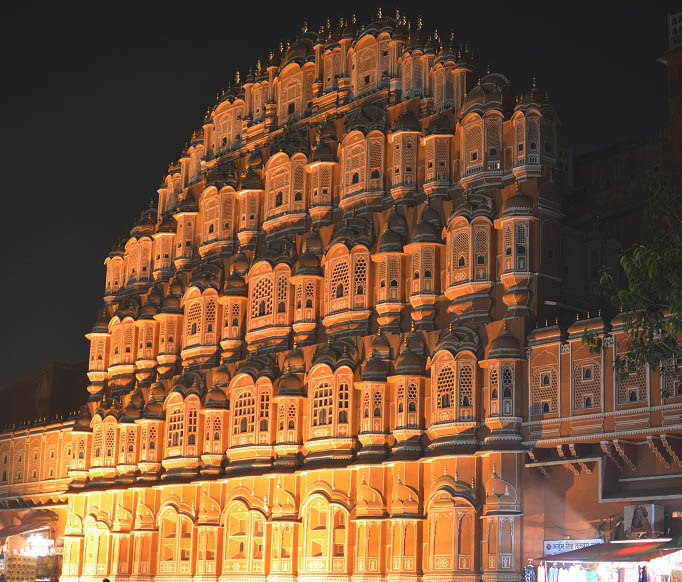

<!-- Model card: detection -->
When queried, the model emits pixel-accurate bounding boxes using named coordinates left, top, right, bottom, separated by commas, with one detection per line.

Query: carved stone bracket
left=613, top=439, right=636, bottom=471
left=647, top=436, right=672, bottom=469
left=527, top=449, right=551, bottom=479
left=660, top=435, right=682, bottom=468
left=600, top=441, right=623, bottom=473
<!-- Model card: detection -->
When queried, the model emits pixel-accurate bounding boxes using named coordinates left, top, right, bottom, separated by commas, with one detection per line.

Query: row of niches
left=60, top=462, right=519, bottom=577
left=184, top=11, right=557, bottom=169
left=0, top=331, right=521, bottom=487
left=163, top=102, right=559, bottom=215
left=101, top=190, right=541, bottom=344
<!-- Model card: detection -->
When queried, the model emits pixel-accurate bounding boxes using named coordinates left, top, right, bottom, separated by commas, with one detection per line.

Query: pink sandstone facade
left=1, top=10, right=682, bottom=582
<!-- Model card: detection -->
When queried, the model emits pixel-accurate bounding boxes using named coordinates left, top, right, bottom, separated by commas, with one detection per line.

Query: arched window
left=233, top=391, right=256, bottom=436
left=311, top=382, right=333, bottom=427
left=336, top=284, right=344, bottom=298
left=436, top=365, right=455, bottom=410
left=167, top=408, right=184, bottom=449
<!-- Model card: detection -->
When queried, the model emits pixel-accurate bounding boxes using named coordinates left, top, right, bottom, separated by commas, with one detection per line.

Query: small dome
left=378, top=227, right=403, bottom=253
left=223, top=270, right=247, bottom=296
left=395, top=340, right=426, bottom=376
left=130, top=389, right=144, bottom=407
left=213, top=365, right=230, bottom=386
left=232, top=252, right=250, bottom=275
left=150, top=382, right=166, bottom=402
left=488, top=325, right=521, bottom=359
left=75, top=406, right=91, bottom=430
left=334, top=342, right=357, bottom=370
left=139, top=300, right=159, bottom=319
left=142, top=401, right=163, bottom=419
left=312, top=141, right=336, bottom=163
left=318, top=120, right=336, bottom=142
left=90, top=306, right=109, bottom=334
left=304, top=230, right=323, bottom=255
left=122, top=401, right=141, bottom=420
left=392, top=110, right=420, bottom=133
left=502, top=186, right=534, bottom=217
left=147, top=287, right=163, bottom=307
left=248, top=149, right=263, bottom=169
left=387, top=208, right=408, bottom=237
left=278, top=371, right=304, bottom=396
left=206, top=386, right=227, bottom=408
left=169, top=276, right=184, bottom=297
left=157, top=213, right=176, bottom=233
left=427, top=113, right=452, bottom=135
left=412, top=216, right=439, bottom=243
left=177, top=194, right=198, bottom=213
left=294, top=250, right=321, bottom=277
left=371, top=332, right=391, bottom=360
left=240, top=168, right=262, bottom=190
left=422, top=203, right=442, bottom=228
left=284, top=346, right=306, bottom=372
left=362, top=354, right=388, bottom=381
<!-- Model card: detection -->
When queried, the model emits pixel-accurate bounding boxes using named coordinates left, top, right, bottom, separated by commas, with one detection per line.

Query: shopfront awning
left=541, top=540, right=682, bottom=563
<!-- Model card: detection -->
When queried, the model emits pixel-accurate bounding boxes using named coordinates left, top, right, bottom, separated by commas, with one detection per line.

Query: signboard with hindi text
left=543, top=539, right=602, bottom=556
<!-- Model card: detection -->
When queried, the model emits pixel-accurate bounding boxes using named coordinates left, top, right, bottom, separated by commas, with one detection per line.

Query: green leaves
left=581, top=174, right=682, bottom=393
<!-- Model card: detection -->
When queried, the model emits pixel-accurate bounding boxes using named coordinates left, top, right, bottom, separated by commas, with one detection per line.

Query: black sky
left=0, top=1, right=675, bottom=388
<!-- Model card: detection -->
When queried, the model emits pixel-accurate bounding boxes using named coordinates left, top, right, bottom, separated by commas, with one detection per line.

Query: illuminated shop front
left=537, top=539, right=682, bottom=582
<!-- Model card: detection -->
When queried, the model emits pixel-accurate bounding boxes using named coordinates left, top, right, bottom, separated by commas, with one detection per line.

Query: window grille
left=233, top=392, right=256, bottom=434
left=312, top=382, right=333, bottom=426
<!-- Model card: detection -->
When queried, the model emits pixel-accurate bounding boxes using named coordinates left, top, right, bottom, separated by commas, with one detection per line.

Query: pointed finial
left=395, top=8, right=400, bottom=21
left=532, top=74, right=537, bottom=90
left=449, top=319, right=454, bottom=333
left=397, top=470, right=402, bottom=483
left=417, top=17, right=423, bottom=30
left=352, top=13, right=356, bottom=25
left=279, top=41, right=284, bottom=53
left=377, top=7, right=382, bottom=19
left=492, top=462, right=498, bottom=478
left=598, top=307, right=602, bottom=318
left=477, top=77, right=481, bottom=86
left=443, top=466, right=447, bottom=476
left=487, top=64, right=491, bottom=74
left=411, top=319, right=415, bottom=332
left=455, top=469, right=459, bottom=482
left=257, top=57, right=262, bottom=71
left=302, top=19, right=308, bottom=33
left=555, top=315, right=559, bottom=325
left=326, top=16, right=331, bottom=29
left=576, top=312, right=580, bottom=321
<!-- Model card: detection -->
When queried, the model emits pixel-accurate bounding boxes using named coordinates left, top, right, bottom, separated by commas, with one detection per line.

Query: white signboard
left=544, top=539, right=602, bottom=556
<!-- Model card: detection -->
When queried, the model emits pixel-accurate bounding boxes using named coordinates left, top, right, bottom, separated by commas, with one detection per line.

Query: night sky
left=0, top=1, right=675, bottom=389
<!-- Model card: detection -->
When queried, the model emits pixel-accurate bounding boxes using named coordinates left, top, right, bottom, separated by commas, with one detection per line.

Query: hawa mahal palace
left=2, top=9, right=682, bottom=582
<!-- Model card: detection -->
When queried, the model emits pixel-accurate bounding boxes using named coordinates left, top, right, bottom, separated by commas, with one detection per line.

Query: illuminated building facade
left=0, top=10, right=681, bottom=582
